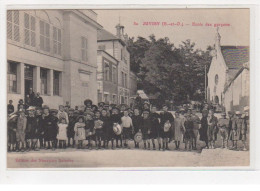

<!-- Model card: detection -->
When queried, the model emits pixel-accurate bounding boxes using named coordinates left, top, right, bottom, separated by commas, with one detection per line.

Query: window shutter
left=13, top=11, right=19, bottom=25
left=31, top=31, right=36, bottom=47
left=14, top=25, right=20, bottom=42
left=58, top=29, right=61, bottom=42
left=7, top=11, right=12, bottom=22
left=45, top=23, right=50, bottom=52
left=7, top=22, right=12, bottom=39
left=40, top=20, right=44, bottom=35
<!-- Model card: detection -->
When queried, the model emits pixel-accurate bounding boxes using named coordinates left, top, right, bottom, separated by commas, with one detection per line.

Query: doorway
left=24, top=64, right=34, bottom=100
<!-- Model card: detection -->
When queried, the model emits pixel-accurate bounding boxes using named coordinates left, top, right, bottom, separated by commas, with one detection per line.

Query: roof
left=221, top=46, right=249, bottom=69
left=97, top=49, right=119, bottom=63
left=97, top=29, right=119, bottom=41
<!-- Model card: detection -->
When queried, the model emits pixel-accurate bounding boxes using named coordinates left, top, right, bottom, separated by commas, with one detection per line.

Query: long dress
left=199, top=117, right=208, bottom=142
left=174, top=117, right=184, bottom=141
left=57, top=123, right=68, bottom=141
left=74, top=122, right=86, bottom=141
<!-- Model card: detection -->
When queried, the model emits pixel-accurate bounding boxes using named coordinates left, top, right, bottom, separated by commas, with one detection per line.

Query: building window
left=39, top=20, right=50, bottom=52
left=7, top=61, right=18, bottom=93
left=40, top=68, right=48, bottom=95
left=112, top=66, right=117, bottom=84
left=24, top=13, right=36, bottom=47
left=53, top=26, right=61, bottom=55
left=215, top=74, right=219, bottom=85
left=81, top=36, right=88, bottom=62
left=104, top=93, right=109, bottom=104
left=7, top=10, right=20, bottom=42
left=112, top=94, right=117, bottom=104
left=53, top=71, right=60, bottom=95
left=104, top=61, right=110, bottom=81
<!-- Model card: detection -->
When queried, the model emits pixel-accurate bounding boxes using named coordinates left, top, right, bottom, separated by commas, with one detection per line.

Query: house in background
left=97, top=49, right=118, bottom=104
left=207, top=29, right=249, bottom=112
left=97, top=24, right=133, bottom=105
left=7, top=10, right=102, bottom=109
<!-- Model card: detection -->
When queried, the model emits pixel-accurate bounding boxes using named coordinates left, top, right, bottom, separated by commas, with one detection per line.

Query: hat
left=84, top=99, right=92, bottom=106
left=112, top=107, right=120, bottom=111
left=98, top=102, right=105, bottom=107
left=50, top=109, right=58, bottom=114
left=235, top=111, right=241, bottom=115
left=221, top=112, right=226, bottom=116
left=27, top=106, right=36, bottom=111
left=113, top=123, right=122, bottom=135
left=134, top=132, right=143, bottom=143
left=76, top=115, right=85, bottom=122
left=244, top=106, right=249, bottom=111
left=143, top=109, right=150, bottom=114
left=42, top=105, right=49, bottom=110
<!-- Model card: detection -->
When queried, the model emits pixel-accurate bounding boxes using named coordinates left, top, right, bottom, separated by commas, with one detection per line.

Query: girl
left=149, top=106, right=161, bottom=150
left=57, top=117, right=68, bottom=149
left=74, top=116, right=86, bottom=149
left=174, top=111, right=185, bottom=150
left=110, top=107, right=122, bottom=148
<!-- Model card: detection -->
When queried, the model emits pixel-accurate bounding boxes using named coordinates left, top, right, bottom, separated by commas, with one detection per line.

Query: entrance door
left=24, top=64, right=34, bottom=100
left=25, top=79, right=33, bottom=98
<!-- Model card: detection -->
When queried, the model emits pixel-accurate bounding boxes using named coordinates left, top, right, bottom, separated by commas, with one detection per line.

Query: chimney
left=115, top=24, right=121, bottom=38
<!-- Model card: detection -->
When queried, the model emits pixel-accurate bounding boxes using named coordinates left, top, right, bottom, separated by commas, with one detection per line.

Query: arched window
left=215, top=74, right=219, bottom=85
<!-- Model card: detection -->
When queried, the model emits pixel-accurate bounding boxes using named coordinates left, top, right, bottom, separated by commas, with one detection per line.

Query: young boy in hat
left=110, top=107, right=122, bottom=148
left=25, top=106, right=39, bottom=151
left=121, top=110, right=134, bottom=149
left=85, top=113, right=95, bottom=149
left=16, top=110, right=27, bottom=152
left=67, top=108, right=76, bottom=148
left=241, top=113, right=248, bottom=151
left=7, top=113, right=18, bottom=152
left=131, top=108, right=143, bottom=148
left=149, top=105, right=161, bottom=150
left=160, top=105, right=174, bottom=151
left=42, top=106, right=58, bottom=150
left=218, top=112, right=229, bottom=149
left=199, top=110, right=209, bottom=149
left=142, top=109, right=152, bottom=150
left=207, top=109, right=218, bottom=149
left=227, top=111, right=234, bottom=148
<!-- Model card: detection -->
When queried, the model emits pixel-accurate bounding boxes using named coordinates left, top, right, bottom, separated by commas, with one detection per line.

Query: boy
left=149, top=105, right=161, bottom=150
left=131, top=108, right=143, bottom=148
left=174, top=110, right=185, bottom=150
left=218, top=112, right=229, bottom=148
left=110, top=107, right=122, bottom=148
left=94, top=110, right=104, bottom=149
left=121, top=110, right=134, bottom=149
left=191, top=109, right=200, bottom=150
left=35, top=107, right=44, bottom=149
left=184, top=114, right=194, bottom=151
left=142, top=110, right=152, bottom=150
left=230, top=111, right=243, bottom=150
left=207, top=109, right=218, bottom=149
left=160, top=105, right=174, bottom=151
left=85, top=113, right=95, bottom=149
left=67, top=108, right=76, bottom=148
left=16, top=110, right=27, bottom=152
left=101, top=109, right=110, bottom=149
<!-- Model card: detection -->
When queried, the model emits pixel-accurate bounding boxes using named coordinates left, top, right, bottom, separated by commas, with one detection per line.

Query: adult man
left=230, top=111, right=243, bottom=150
left=217, top=112, right=229, bottom=149
left=160, top=104, right=174, bottom=151
left=34, top=92, right=43, bottom=108
left=149, top=105, right=161, bottom=150
left=28, top=88, right=36, bottom=106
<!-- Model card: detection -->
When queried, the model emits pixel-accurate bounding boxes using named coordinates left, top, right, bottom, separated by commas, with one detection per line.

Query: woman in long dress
left=173, top=111, right=185, bottom=150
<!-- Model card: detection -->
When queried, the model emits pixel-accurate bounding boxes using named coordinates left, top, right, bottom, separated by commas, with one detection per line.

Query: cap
left=27, top=106, right=36, bottom=111
left=84, top=99, right=92, bottom=106
left=235, top=111, right=241, bottom=115
left=143, top=109, right=150, bottom=114
left=50, top=109, right=58, bottom=114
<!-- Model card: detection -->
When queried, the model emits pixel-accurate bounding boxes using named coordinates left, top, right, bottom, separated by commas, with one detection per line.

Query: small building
left=7, top=10, right=102, bottom=109
left=97, top=24, right=133, bottom=105
left=97, top=49, right=118, bottom=104
left=207, top=29, right=249, bottom=112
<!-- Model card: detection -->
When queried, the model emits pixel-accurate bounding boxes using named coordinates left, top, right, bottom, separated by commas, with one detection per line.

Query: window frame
left=7, top=10, right=20, bottom=42
left=39, top=19, right=50, bottom=52
left=40, top=68, right=48, bottom=95
left=7, top=61, right=18, bottom=93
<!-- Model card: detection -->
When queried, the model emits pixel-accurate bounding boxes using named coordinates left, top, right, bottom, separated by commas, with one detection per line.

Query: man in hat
left=199, top=109, right=209, bottom=149
left=35, top=107, right=44, bottom=149
left=227, top=111, right=234, bottom=144
left=184, top=112, right=194, bottom=151
left=160, top=104, right=174, bottom=151
left=34, top=92, right=43, bottom=108
left=218, top=112, right=229, bottom=149
left=173, top=110, right=185, bottom=150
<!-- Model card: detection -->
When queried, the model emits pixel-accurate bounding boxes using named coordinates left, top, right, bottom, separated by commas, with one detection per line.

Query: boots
left=144, top=143, right=147, bottom=150
left=159, top=143, right=161, bottom=150
left=153, top=143, right=156, bottom=150
left=166, top=142, right=169, bottom=150
left=147, top=142, right=150, bottom=150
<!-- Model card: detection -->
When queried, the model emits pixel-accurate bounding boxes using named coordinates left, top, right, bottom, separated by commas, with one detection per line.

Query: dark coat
left=67, top=115, right=76, bottom=138
left=199, top=116, right=208, bottom=142
left=131, top=115, right=143, bottom=133
left=42, top=114, right=58, bottom=141
left=7, top=104, right=14, bottom=114
left=26, top=116, right=39, bottom=139
left=34, top=97, right=43, bottom=108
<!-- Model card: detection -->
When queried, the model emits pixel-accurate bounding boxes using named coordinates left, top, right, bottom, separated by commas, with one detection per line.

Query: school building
left=97, top=24, right=136, bottom=105
left=7, top=10, right=102, bottom=109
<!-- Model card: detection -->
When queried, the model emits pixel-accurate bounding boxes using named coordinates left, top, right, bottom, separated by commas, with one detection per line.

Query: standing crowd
left=7, top=97, right=249, bottom=152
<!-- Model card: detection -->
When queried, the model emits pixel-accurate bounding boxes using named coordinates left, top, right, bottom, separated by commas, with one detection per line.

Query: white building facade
left=7, top=10, right=102, bottom=109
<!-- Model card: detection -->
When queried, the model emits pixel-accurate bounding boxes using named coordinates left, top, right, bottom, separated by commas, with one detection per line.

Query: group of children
left=7, top=99, right=249, bottom=152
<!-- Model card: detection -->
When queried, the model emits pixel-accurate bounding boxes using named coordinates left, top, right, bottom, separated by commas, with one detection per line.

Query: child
left=57, top=117, right=68, bottom=149
left=149, top=105, right=161, bottom=150
left=74, top=116, right=86, bottom=149
left=67, top=108, right=76, bottom=148
left=16, top=110, right=27, bottom=152
left=42, top=106, right=58, bottom=150
left=230, top=111, right=243, bottom=150
left=7, top=114, right=17, bottom=152
left=174, top=111, right=185, bottom=150
left=35, top=107, right=44, bottom=149
left=101, top=109, right=110, bottom=149
left=191, top=109, right=200, bottom=150
left=110, top=107, right=122, bottom=148
left=121, top=110, right=134, bottom=149
left=218, top=112, right=229, bottom=149
left=85, top=113, right=95, bottom=149
left=94, top=110, right=104, bottom=150
left=57, top=105, right=69, bottom=124
left=131, top=108, right=143, bottom=149
left=184, top=114, right=194, bottom=151
left=207, top=109, right=218, bottom=149
left=142, top=110, right=152, bottom=150
left=25, top=107, right=39, bottom=151
left=17, top=99, right=25, bottom=111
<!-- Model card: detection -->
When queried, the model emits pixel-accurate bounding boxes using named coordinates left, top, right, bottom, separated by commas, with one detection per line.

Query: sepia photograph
left=6, top=8, right=250, bottom=168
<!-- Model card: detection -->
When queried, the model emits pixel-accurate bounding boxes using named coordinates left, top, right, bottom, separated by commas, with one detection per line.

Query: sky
left=95, top=9, right=249, bottom=50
